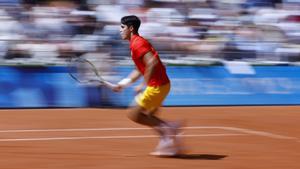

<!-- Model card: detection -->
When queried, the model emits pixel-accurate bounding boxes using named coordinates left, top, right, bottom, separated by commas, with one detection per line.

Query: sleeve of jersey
left=133, top=40, right=151, bottom=58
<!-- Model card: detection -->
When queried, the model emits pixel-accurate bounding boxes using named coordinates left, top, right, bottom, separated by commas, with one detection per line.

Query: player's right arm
left=112, top=68, right=141, bottom=92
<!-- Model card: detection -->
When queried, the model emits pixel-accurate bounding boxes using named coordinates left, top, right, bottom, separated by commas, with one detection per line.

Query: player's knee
left=128, top=108, right=149, bottom=124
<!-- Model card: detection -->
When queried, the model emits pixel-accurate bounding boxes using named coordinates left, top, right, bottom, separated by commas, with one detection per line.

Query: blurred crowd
left=0, top=0, right=300, bottom=65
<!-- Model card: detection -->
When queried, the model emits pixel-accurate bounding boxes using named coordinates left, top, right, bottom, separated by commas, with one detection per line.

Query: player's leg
left=127, top=104, right=182, bottom=156
left=147, top=107, right=185, bottom=156
left=128, top=83, right=183, bottom=156
left=127, top=106, right=163, bottom=126
left=127, top=106, right=167, bottom=136
left=127, top=84, right=169, bottom=128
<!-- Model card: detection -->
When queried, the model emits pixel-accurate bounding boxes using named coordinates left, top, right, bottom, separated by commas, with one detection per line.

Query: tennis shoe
left=158, top=121, right=183, bottom=139
left=151, top=122, right=185, bottom=157
left=150, top=137, right=180, bottom=157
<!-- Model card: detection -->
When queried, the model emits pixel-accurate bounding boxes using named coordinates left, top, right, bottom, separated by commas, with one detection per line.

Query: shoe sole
left=150, top=145, right=182, bottom=157
left=149, top=151, right=179, bottom=157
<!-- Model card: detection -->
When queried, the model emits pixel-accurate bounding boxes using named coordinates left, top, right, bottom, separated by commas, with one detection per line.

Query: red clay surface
left=0, top=106, right=299, bottom=169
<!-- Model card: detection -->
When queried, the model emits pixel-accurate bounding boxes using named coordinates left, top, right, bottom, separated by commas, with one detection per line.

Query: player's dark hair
left=121, top=15, right=141, bottom=33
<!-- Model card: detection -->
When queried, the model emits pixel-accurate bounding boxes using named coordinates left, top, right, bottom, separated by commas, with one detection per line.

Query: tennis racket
left=68, top=57, right=116, bottom=89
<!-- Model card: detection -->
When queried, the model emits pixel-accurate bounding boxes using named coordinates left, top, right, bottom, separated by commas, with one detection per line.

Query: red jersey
left=130, top=34, right=170, bottom=87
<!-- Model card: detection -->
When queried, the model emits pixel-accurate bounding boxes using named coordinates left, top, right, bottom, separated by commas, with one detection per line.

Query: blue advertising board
left=0, top=66, right=87, bottom=108
left=1, top=65, right=300, bottom=108
left=113, top=65, right=300, bottom=106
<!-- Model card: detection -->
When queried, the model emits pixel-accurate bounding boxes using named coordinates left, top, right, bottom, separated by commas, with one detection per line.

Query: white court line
left=0, top=126, right=237, bottom=133
left=0, top=127, right=151, bottom=133
left=0, top=133, right=247, bottom=142
left=0, top=126, right=297, bottom=141
left=184, top=127, right=297, bottom=140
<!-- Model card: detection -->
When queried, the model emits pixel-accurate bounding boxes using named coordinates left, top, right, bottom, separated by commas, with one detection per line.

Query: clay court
left=0, top=106, right=299, bottom=169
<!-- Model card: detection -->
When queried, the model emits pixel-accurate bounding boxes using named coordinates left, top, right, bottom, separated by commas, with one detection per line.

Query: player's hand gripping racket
left=68, top=57, right=116, bottom=90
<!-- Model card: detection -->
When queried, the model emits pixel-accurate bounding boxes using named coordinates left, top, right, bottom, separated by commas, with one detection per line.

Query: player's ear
left=129, top=25, right=135, bottom=32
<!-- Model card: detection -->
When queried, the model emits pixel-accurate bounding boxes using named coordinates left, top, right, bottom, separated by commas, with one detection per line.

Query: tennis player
left=112, top=15, right=183, bottom=156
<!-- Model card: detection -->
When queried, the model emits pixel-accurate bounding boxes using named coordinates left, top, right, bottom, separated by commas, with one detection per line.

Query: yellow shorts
left=135, top=83, right=171, bottom=111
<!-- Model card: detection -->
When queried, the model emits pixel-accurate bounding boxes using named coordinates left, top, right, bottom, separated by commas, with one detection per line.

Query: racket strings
left=70, top=58, right=102, bottom=83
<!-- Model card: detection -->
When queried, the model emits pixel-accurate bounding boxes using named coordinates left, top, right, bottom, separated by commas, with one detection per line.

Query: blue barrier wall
left=112, top=65, right=300, bottom=106
left=1, top=65, right=300, bottom=108
left=0, top=66, right=88, bottom=108
left=167, top=65, right=300, bottom=106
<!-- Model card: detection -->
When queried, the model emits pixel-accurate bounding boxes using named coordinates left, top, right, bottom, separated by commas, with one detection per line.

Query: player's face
left=120, top=24, right=131, bottom=40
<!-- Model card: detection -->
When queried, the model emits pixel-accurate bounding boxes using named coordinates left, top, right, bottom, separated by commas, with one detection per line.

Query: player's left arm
left=134, top=51, right=158, bottom=93
left=143, top=51, right=158, bottom=85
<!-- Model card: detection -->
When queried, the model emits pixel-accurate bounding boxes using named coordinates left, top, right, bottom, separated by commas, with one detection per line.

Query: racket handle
left=88, top=79, right=117, bottom=90
left=102, top=81, right=117, bottom=89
